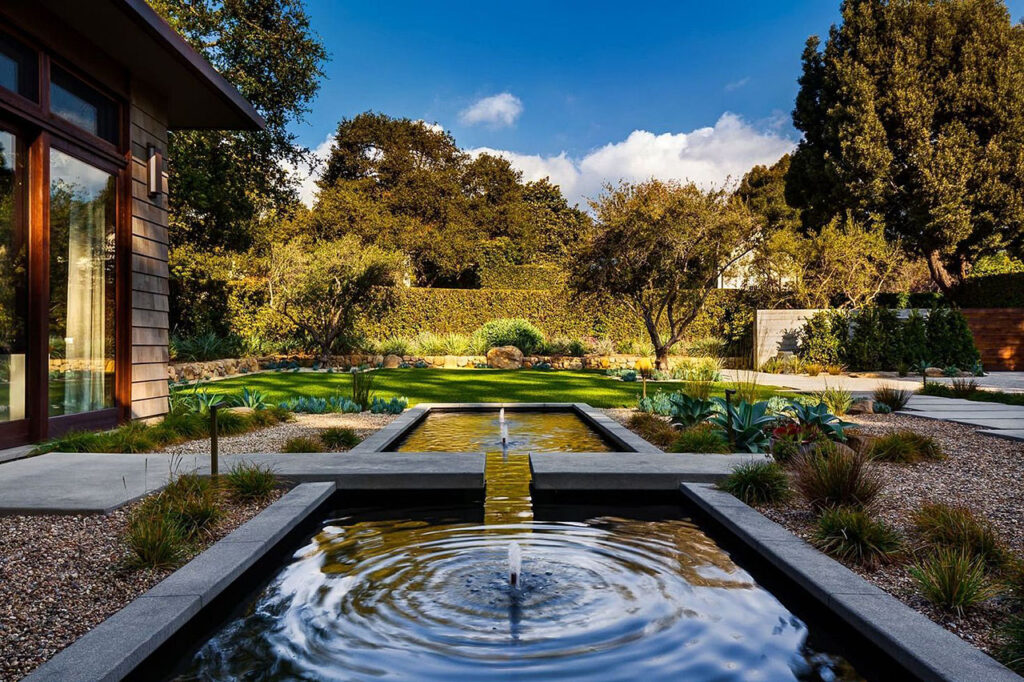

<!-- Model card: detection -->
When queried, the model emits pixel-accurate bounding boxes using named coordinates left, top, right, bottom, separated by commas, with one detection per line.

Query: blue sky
left=292, top=0, right=1024, bottom=205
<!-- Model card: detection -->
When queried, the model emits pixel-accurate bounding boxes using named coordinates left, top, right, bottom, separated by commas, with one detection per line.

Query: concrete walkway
left=899, top=394, right=1024, bottom=442
left=0, top=451, right=485, bottom=515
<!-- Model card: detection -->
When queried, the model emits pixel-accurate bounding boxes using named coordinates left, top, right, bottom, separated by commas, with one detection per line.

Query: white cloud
left=286, top=133, right=335, bottom=207
left=458, top=92, right=523, bottom=128
left=470, top=113, right=796, bottom=207
left=725, top=77, right=750, bottom=92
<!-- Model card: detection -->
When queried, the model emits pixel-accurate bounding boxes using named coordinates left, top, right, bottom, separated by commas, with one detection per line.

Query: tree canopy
left=787, top=0, right=1024, bottom=293
left=571, top=180, right=759, bottom=367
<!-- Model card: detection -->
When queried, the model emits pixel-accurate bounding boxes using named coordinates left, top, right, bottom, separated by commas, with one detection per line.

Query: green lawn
left=183, top=368, right=785, bottom=409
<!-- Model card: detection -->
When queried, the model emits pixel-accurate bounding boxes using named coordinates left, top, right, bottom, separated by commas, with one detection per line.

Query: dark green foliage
left=910, top=547, right=994, bottom=615
left=873, top=385, right=912, bottom=411
left=155, top=473, right=222, bottom=540
left=475, top=318, right=545, bottom=354
left=667, top=393, right=716, bottom=428
left=669, top=424, right=729, bottom=453
left=918, top=382, right=1024, bottom=406
left=170, top=332, right=239, bottom=362
left=124, top=511, right=186, bottom=570
left=846, top=307, right=902, bottom=371
left=996, top=614, right=1024, bottom=674
left=479, top=264, right=566, bottom=290
left=953, top=273, right=1024, bottom=308
left=351, top=371, right=376, bottom=410
left=709, top=399, right=776, bottom=453
left=868, top=431, right=943, bottom=463
left=926, top=308, right=980, bottom=369
left=282, top=436, right=324, bottom=453
left=627, top=413, right=678, bottom=448
left=900, top=310, right=930, bottom=367
left=320, top=427, right=361, bottom=450
left=719, top=461, right=791, bottom=505
left=785, top=401, right=851, bottom=441
left=913, top=503, right=1006, bottom=568
left=100, top=421, right=158, bottom=454
left=798, top=311, right=846, bottom=365
left=224, top=462, right=278, bottom=502
left=875, top=292, right=947, bottom=309
left=32, top=430, right=106, bottom=454
left=792, top=445, right=884, bottom=511
left=813, top=507, right=902, bottom=568
left=950, top=377, right=978, bottom=398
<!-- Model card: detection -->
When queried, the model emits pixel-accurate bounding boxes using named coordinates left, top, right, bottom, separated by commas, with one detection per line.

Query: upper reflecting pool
left=394, top=410, right=614, bottom=453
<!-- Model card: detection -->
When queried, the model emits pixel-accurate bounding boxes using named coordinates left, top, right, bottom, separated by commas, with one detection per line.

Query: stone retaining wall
left=169, top=353, right=739, bottom=383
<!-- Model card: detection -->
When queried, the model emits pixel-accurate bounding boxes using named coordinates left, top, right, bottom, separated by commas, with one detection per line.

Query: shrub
left=636, top=390, right=673, bottom=416
left=352, top=371, right=376, bottom=410
left=686, top=336, right=726, bottom=358
left=804, top=362, right=823, bottom=377
left=231, top=387, right=268, bottom=410
left=370, top=396, right=408, bottom=414
left=719, top=461, right=791, bottom=505
left=910, top=547, right=993, bottom=615
left=913, top=503, right=1006, bottom=568
left=785, top=401, right=851, bottom=442
left=223, top=462, right=277, bottom=502
left=996, top=614, right=1024, bottom=674
left=813, top=507, right=902, bottom=568
left=475, top=318, right=545, bottom=354
left=873, top=384, right=911, bottom=411
left=668, top=394, right=716, bottom=428
left=124, top=510, right=185, bottom=569
left=709, top=399, right=775, bottom=453
left=627, top=413, right=678, bottom=448
left=824, top=363, right=844, bottom=376
left=950, top=377, right=978, bottom=398
left=730, top=371, right=761, bottom=404
left=770, top=422, right=824, bottom=462
left=868, top=430, right=943, bottom=463
left=816, top=385, right=853, bottom=416
left=282, top=437, right=325, bottom=453
left=157, top=473, right=221, bottom=539
left=376, top=336, right=412, bottom=356
left=668, top=423, right=729, bottom=453
left=321, top=427, right=361, bottom=449
left=792, top=445, right=883, bottom=511
left=798, top=311, right=846, bottom=365
left=99, top=421, right=158, bottom=453
left=169, top=332, right=238, bottom=362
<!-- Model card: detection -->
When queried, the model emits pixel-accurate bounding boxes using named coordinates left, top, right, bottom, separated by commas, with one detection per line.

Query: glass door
left=48, top=148, right=116, bottom=417
left=0, top=127, right=28, bottom=433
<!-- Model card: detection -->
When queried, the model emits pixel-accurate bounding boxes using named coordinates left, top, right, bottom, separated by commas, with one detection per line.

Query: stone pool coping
left=351, top=402, right=663, bottom=454
left=531, top=451, right=759, bottom=488
left=680, top=482, right=1022, bottom=682
left=25, top=482, right=337, bottom=682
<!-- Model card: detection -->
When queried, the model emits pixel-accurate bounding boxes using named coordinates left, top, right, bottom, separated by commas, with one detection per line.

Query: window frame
left=0, top=24, right=132, bottom=446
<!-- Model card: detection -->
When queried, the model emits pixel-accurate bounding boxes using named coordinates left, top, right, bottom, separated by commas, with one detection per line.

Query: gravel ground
left=759, top=413, right=1024, bottom=655
left=161, top=412, right=397, bottom=455
left=0, top=490, right=283, bottom=681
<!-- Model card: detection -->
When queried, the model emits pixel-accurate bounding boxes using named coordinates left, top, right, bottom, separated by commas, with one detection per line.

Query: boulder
left=486, top=345, right=523, bottom=369
left=383, top=354, right=402, bottom=369
left=845, top=431, right=880, bottom=456
left=925, top=366, right=945, bottom=377
left=443, top=355, right=459, bottom=369
left=847, top=399, right=874, bottom=415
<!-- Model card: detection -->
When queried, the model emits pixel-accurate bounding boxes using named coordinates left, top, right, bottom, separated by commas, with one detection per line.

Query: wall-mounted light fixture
left=147, top=144, right=164, bottom=197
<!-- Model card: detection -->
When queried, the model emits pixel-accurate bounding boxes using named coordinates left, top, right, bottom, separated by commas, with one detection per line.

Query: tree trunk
left=655, top=346, right=670, bottom=370
left=926, top=249, right=957, bottom=295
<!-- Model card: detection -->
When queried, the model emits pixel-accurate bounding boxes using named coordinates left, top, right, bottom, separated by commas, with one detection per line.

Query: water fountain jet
left=508, top=541, right=522, bottom=587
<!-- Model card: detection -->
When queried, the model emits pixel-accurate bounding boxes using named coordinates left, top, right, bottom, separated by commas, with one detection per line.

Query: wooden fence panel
left=961, top=309, right=1024, bottom=371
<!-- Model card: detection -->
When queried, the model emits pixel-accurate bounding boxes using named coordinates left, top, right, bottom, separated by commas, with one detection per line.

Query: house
left=0, top=0, right=263, bottom=448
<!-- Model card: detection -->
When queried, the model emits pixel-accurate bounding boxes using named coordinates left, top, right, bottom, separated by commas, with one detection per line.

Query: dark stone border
left=680, top=482, right=1021, bottom=682
left=352, top=402, right=660, bottom=454
left=531, top=452, right=758, bottom=490
left=24, top=483, right=336, bottom=682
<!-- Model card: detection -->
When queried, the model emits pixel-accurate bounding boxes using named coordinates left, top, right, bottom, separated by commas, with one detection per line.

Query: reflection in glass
left=0, top=130, right=27, bottom=423
left=49, top=149, right=115, bottom=416
left=0, top=53, right=15, bottom=92
left=50, top=67, right=118, bottom=143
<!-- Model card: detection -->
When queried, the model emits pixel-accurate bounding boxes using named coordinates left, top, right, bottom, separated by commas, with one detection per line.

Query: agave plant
left=785, top=401, right=852, bottom=442
left=188, top=389, right=225, bottom=414
left=668, top=393, right=717, bottom=428
left=710, top=399, right=776, bottom=453
left=231, top=387, right=268, bottom=410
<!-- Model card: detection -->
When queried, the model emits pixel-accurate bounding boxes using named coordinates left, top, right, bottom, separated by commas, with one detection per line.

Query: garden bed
left=0, top=490, right=284, bottom=681
left=757, top=414, right=1024, bottom=657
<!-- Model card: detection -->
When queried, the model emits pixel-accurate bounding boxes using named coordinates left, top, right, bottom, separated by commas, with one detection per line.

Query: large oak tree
left=787, top=0, right=1024, bottom=293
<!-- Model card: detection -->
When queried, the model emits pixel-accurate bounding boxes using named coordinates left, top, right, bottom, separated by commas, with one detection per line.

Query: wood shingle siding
left=129, top=82, right=171, bottom=420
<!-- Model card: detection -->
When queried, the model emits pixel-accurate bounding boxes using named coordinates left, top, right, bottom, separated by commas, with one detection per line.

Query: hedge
left=951, top=273, right=1024, bottom=308
left=478, top=264, right=566, bottom=290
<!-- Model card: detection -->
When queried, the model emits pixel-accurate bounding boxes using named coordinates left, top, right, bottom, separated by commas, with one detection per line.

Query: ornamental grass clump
left=320, top=426, right=361, bottom=450
left=996, top=614, right=1024, bottom=674
left=868, top=430, right=943, bottom=463
left=872, top=384, right=912, bottom=411
left=124, top=510, right=186, bottom=570
left=668, top=423, right=729, bottom=453
left=475, top=318, right=545, bottom=354
left=913, top=503, right=1007, bottom=569
left=792, top=444, right=883, bottom=511
left=627, top=412, right=677, bottom=448
left=719, top=461, right=791, bottom=505
left=910, top=547, right=994, bottom=615
left=223, top=462, right=278, bottom=502
left=282, top=436, right=325, bottom=453
left=815, top=385, right=853, bottom=416
left=812, top=507, right=901, bottom=568
left=157, top=473, right=222, bottom=540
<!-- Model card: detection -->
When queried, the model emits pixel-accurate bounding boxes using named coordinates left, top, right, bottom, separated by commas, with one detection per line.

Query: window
left=50, top=66, right=118, bottom=143
left=0, top=128, right=27, bottom=423
left=0, top=33, right=38, bottom=101
left=48, top=149, right=116, bottom=417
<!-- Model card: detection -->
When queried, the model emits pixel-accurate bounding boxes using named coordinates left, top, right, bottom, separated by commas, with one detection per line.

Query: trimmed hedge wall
left=952, top=273, right=1024, bottom=308
left=359, top=287, right=755, bottom=349
left=479, top=264, right=566, bottom=290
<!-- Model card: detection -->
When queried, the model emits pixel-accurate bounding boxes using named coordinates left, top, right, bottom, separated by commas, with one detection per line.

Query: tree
left=787, top=0, right=1024, bottom=293
left=267, top=236, right=402, bottom=365
left=735, top=155, right=801, bottom=235
left=571, top=180, right=759, bottom=369
left=151, top=0, right=327, bottom=252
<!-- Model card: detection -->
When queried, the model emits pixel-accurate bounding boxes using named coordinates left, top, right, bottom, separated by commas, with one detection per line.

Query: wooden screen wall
left=961, top=309, right=1024, bottom=372
left=128, top=83, right=170, bottom=419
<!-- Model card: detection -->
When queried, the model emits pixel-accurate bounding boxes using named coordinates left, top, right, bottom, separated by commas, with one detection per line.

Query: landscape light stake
left=210, top=404, right=219, bottom=479
left=724, top=388, right=736, bottom=450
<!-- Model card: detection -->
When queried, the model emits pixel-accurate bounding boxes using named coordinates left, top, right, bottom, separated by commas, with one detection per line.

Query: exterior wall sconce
left=147, top=144, right=164, bottom=197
